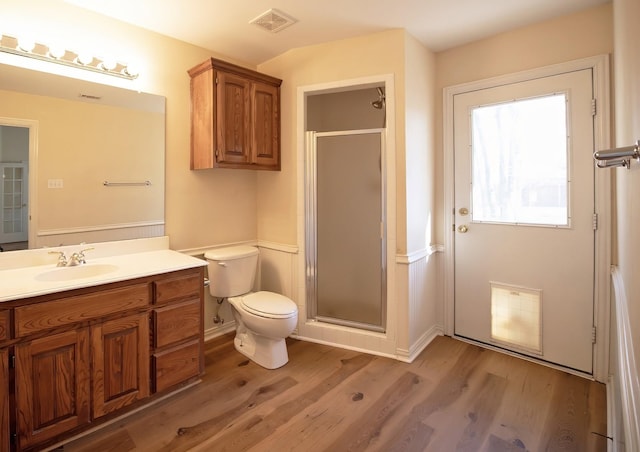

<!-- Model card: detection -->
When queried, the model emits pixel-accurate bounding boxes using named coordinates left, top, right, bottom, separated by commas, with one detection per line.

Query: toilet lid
left=241, top=291, right=297, bottom=319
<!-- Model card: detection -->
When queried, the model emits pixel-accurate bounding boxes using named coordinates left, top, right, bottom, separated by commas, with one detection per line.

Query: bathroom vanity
left=0, top=237, right=206, bottom=452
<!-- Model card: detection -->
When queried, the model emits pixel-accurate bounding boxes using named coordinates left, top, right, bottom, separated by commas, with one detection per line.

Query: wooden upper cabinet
left=189, top=57, right=282, bottom=171
left=0, top=349, right=9, bottom=452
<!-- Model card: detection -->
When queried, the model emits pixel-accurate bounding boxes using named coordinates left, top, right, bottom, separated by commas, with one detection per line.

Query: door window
left=471, top=94, right=569, bottom=226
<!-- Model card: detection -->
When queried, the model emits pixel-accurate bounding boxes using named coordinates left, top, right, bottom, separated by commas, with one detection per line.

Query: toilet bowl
left=204, top=246, right=298, bottom=369
left=228, top=291, right=298, bottom=369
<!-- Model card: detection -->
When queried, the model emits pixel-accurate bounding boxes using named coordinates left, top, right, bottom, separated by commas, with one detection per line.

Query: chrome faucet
left=48, top=247, right=94, bottom=267
left=48, top=251, right=68, bottom=267
left=68, top=247, right=94, bottom=266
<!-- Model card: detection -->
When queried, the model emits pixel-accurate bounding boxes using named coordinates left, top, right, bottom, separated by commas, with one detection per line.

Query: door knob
left=457, top=225, right=468, bottom=233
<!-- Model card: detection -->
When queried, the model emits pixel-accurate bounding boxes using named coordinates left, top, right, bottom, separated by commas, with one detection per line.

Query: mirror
left=0, top=63, right=165, bottom=252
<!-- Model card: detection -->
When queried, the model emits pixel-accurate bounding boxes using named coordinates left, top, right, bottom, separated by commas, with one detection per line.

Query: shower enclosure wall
left=305, top=87, right=387, bottom=332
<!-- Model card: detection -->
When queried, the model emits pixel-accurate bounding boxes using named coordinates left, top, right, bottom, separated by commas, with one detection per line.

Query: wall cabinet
left=4, top=266, right=204, bottom=451
left=189, top=57, right=282, bottom=171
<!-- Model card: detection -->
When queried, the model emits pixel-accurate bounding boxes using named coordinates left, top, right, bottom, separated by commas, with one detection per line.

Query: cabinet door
left=216, top=70, right=252, bottom=165
left=0, top=349, right=9, bottom=452
left=252, top=81, right=280, bottom=169
left=91, top=312, right=150, bottom=419
left=15, top=329, right=90, bottom=449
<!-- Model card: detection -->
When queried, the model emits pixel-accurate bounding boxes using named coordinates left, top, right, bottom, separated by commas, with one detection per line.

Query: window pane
left=471, top=94, right=568, bottom=226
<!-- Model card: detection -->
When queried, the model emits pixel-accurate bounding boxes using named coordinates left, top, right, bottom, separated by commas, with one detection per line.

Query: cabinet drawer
left=15, top=284, right=150, bottom=338
left=154, top=271, right=201, bottom=305
left=152, top=340, right=200, bottom=393
left=0, top=311, right=9, bottom=341
left=152, top=299, right=201, bottom=348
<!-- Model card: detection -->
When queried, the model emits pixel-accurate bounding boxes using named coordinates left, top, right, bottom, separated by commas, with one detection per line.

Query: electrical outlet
left=47, top=179, right=63, bottom=188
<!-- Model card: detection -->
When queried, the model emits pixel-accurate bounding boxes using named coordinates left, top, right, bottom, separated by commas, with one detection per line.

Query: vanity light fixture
left=0, top=33, right=139, bottom=80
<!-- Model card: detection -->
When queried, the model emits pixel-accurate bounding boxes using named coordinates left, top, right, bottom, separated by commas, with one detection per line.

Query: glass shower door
left=307, top=130, right=386, bottom=332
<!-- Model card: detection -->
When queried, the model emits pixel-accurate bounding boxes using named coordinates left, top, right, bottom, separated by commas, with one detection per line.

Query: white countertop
left=0, top=237, right=207, bottom=302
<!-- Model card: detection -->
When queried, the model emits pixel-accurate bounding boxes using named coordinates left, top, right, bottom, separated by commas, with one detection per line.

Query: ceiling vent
left=250, top=8, right=297, bottom=33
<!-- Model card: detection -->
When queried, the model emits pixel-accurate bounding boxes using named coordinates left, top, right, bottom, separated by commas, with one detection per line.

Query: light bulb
left=48, top=43, right=66, bottom=59
left=76, top=52, right=93, bottom=66
left=17, top=36, right=36, bottom=52
left=122, top=63, right=139, bottom=78
left=100, top=57, right=117, bottom=71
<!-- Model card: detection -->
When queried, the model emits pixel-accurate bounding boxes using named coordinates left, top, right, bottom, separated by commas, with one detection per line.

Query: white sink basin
left=35, top=264, right=119, bottom=282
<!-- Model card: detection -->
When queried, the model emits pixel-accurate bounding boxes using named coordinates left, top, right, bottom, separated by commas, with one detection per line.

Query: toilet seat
left=240, top=291, right=297, bottom=319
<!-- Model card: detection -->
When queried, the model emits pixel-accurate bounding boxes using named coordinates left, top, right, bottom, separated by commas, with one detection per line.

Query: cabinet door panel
left=15, top=329, right=90, bottom=449
left=153, top=299, right=200, bottom=348
left=252, top=81, right=280, bottom=168
left=15, top=283, right=150, bottom=337
left=154, top=270, right=201, bottom=305
left=0, top=310, right=9, bottom=341
left=216, top=70, right=252, bottom=164
left=0, top=349, right=9, bottom=452
left=153, top=340, right=200, bottom=393
left=91, top=312, right=150, bottom=419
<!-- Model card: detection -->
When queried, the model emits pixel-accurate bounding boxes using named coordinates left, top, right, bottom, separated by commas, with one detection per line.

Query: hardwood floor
left=62, top=333, right=607, bottom=451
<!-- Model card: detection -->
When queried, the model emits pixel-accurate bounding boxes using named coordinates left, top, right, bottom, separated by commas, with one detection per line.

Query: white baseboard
left=395, top=325, right=443, bottom=363
left=611, top=266, right=640, bottom=451
left=204, top=322, right=236, bottom=342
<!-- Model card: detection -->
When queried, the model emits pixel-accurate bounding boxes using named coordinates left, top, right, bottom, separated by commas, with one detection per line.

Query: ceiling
left=64, top=0, right=609, bottom=65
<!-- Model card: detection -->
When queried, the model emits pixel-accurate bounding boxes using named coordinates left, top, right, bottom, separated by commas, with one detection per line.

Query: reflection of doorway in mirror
left=0, top=125, right=29, bottom=251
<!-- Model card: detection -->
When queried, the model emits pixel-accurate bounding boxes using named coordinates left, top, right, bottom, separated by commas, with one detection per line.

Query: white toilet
left=204, top=245, right=298, bottom=369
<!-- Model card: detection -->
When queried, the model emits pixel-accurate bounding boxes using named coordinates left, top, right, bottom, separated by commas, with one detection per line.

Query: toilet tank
left=204, top=246, right=259, bottom=297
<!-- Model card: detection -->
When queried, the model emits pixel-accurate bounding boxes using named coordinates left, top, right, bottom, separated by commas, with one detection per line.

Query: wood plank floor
left=62, top=334, right=608, bottom=452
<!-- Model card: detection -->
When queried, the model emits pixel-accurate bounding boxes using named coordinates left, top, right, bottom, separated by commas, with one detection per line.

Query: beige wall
left=257, top=29, right=407, bottom=249
left=0, top=90, right=164, bottom=231
left=3, top=0, right=258, bottom=251
left=404, top=33, right=437, bottom=253
left=613, top=0, right=640, bottom=396
left=256, top=29, right=436, bottom=256
left=434, top=3, right=614, bottom=243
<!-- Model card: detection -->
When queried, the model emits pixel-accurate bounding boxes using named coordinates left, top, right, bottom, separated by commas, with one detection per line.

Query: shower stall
left=305, top=87, right=387, bottom=332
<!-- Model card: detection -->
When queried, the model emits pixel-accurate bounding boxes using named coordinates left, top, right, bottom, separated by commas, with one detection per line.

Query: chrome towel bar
left=103, top=180, right=151, bottom=187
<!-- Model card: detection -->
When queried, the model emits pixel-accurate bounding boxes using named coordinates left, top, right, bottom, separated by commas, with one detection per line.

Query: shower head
left=371, top=87, right=385, bottom=110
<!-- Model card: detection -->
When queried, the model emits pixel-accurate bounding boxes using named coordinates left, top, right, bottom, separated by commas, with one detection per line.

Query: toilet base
left=233, top=331, right=289, bottom=369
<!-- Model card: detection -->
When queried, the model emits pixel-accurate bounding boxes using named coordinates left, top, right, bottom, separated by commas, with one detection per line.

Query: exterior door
left=0, top=162, right=28, bottom=244
left=453, top=69, right=595, bottom=374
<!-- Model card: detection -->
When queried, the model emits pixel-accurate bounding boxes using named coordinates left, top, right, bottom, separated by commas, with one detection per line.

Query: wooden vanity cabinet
left=0, top=346, right=9, bottom=452
left=189, top=57, right=282, bottom=171
left=151, top=269, right=204, bottom=393
left=5, top=266, right=204, bottom=451
left=0, top=310, right=10, bottom=452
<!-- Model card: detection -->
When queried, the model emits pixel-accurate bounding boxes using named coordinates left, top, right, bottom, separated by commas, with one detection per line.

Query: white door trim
left=295, top=74, right=399, bottom=356
left=0, top=116, right=38, bottom=249
left=443, top=55, right=611, bottom=381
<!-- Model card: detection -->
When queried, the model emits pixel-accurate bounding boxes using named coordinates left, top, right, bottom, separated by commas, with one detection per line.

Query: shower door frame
left=305, top=129, right=387, bottom=333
